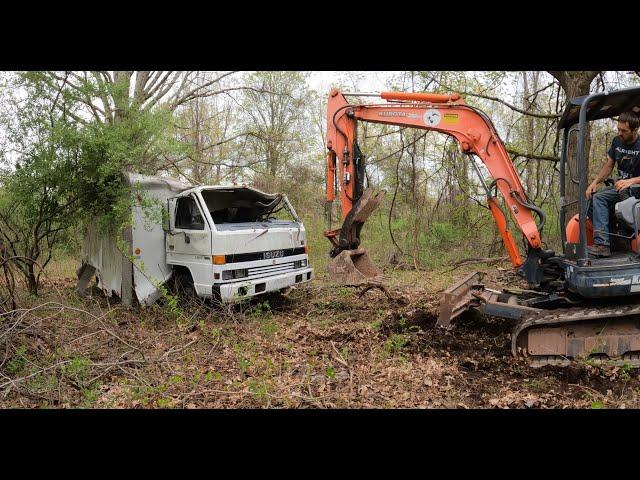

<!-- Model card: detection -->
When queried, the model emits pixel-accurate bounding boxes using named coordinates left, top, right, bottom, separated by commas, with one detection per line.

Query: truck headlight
left=294, top=259, right=308, bottom=269
left=222, top=269, right=248, bottom=280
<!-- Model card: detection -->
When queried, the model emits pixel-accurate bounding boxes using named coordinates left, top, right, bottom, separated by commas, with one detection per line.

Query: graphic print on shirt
left=608, top=137, right=640, bottom=180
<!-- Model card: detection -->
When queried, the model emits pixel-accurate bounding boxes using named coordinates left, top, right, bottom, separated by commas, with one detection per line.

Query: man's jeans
left=587, top=186, right=629, bottom=247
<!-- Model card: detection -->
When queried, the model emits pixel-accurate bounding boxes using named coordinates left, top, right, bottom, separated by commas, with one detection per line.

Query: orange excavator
left=325, top=87, right=640, bottom=367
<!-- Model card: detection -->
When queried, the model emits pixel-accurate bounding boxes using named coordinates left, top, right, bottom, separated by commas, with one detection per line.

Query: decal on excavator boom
left=423, top=109, right=441, bottom=126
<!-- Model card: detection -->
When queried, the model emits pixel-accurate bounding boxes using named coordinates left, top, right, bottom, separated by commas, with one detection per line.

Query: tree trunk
left=27, top=263, right=37, bottom=296
left=445, top=142, right=469, bottom=223
left=522, top=71, right=539, bottom=199
left=113, top=71, right=132, bottom=123
left=548, top=71, right=601, bottom=222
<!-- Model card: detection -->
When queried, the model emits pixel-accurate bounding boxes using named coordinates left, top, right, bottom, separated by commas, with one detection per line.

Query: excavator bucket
left=327, top=248, right=382, bottom=285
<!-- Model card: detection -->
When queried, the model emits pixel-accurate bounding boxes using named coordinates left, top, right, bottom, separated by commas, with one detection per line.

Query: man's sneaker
left=587, top=244, right=611, bottom=257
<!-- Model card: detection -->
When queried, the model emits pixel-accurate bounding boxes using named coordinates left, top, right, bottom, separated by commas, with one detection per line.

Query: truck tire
left=174, top=272, right=197, bottom=300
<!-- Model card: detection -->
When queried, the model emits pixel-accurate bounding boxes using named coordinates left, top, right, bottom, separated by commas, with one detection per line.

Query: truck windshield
left=200, top=188, right=297, bottom=224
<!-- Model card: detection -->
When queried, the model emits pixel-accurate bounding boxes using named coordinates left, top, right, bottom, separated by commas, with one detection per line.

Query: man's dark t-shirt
left=608, top=135, right=640, bottom=179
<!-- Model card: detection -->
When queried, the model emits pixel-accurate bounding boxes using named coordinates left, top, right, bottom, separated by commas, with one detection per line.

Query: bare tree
left=238, top=71, right=311, bottom=179
left=40, top=71, right=240, bottom=125
left=167, top=72, right=244, bottom=184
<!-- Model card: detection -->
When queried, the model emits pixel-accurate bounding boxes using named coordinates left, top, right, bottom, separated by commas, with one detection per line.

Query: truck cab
left=165, top=185, right=313, bottom=302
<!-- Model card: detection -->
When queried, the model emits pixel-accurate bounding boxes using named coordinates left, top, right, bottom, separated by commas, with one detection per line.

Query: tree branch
left=506, top=148, right=559, bottom=162
left=426, top=73, right=561, bottom=119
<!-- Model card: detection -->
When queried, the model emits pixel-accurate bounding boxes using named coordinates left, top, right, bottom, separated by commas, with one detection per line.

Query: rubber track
left=512, top=302, right=640, bottom=367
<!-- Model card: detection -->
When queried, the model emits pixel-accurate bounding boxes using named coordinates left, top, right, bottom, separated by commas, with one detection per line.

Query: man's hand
left=586, top=181, right=600, bottom=198
left=615, top=178, right=636, bottom=191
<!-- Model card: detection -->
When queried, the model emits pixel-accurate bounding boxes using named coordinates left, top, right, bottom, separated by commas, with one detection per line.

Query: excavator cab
left=558, top=86, right=640, bottom=297
left=476, top=86, right=640, bottom=367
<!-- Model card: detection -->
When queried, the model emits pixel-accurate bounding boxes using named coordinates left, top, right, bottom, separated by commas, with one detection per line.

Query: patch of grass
left=526, top=378, right=546, bottom=390
left=81, top=382, right=102, bottom=406
left=129, top=385, right=150, bottom=406
left=62, top=356, right=91, bottom=385
left=339, top=346, right=349, bottom=361
left=238, top=357, right=252, bottom=374
left=382, top=333, right=409, bottom=358
left=260, top=318, right=278, bottom=337
left=248, top=379, right=269, bottom=402
left=249, top=300, right=272, bottom=318
left=319, top=298, right=350, bottom=311
left=591, top=400, right=604, bottom=409
left=127, top=374, right=186, bottom=408
left=205, top=371, right=222, bottom=382
left=46, top=255, right=79, bottom=279
left=26, top=370, right=59, bottom=393
left=156, top=397, right=175, bottom=408
left=6, top=346, right=28, bottom=374
left=337, top=287, right=352, bottom=298
left=620, top=362, right=634, bottom=381
left=202, top=325, right=223, bottom=344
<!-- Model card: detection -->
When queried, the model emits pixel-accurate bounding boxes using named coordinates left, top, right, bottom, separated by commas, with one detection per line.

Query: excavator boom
left=325, top=88, right=544, bottom=285
left=324, top=86, right=640, bottom=368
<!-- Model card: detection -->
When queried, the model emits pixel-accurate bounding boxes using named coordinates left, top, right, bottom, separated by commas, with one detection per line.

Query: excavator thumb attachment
left=326, top=189, right=385, bottom=253
left=327, top=248, right=382, bottom=285
left=348, top=189, right=386, bottom=233
left=326, top=188, right=386, bottom=285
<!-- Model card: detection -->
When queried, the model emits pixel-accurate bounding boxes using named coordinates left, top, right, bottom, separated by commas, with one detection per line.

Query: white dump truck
left=76, top=173, right=313, bottom=306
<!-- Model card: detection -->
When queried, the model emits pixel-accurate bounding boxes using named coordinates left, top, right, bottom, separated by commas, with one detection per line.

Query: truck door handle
left=169, top=245, right=174, bottom=250
left=185, top=235, right=190, bottom=244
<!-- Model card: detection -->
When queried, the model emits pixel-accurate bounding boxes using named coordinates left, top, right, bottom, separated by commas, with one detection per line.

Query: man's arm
left=586, top=156, right=616, bottom=198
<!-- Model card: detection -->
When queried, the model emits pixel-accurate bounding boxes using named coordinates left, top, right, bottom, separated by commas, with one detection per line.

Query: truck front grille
left=247, top=262, right=296, bottom=277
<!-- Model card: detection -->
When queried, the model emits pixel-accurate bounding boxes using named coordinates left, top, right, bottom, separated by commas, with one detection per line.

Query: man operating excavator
left=586, top=111, right=640, bottom=257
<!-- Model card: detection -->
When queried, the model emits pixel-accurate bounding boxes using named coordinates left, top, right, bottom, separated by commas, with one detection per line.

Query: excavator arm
left=325, top=88, right=546, bottom=276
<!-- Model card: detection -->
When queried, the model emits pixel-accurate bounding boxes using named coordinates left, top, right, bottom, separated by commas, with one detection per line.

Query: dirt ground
left=2, top=266, right=640, bottom=409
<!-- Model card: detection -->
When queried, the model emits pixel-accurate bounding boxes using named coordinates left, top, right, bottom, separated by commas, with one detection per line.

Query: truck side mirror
left=164, top=198, right=176, bottom=231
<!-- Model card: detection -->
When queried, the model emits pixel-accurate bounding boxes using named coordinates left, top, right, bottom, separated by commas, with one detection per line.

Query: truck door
left=167, top=194, right=212, bottom=287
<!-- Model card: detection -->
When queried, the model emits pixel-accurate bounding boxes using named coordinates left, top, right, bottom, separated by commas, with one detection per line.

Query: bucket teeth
left=327, top=248, right=382, bottom=285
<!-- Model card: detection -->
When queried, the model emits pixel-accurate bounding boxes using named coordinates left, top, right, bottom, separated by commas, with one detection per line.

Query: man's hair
left=619, top=111, right=640, bottom=130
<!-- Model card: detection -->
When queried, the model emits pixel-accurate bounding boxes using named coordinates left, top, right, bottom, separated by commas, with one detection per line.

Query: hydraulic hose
left=489, top=177, right=546, bottom=233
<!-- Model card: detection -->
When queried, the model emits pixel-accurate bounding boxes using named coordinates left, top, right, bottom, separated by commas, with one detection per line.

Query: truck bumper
left=211, top=268, right=313, bottom=301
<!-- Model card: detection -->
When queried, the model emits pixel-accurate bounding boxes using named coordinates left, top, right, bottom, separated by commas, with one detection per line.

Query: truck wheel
left=174, top=272, right=197, bottom=299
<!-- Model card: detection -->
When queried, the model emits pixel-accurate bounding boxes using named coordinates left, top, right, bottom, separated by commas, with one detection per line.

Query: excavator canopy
left=558, top=86, right=640, bottom=129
